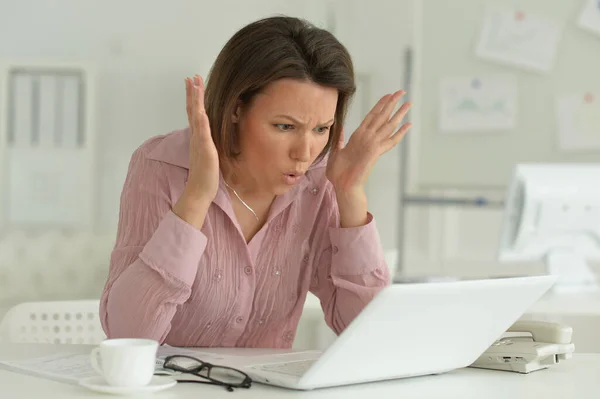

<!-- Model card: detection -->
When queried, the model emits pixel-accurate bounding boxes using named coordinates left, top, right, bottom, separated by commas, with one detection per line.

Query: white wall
left=1, top=0, right=596, bottom=307
left=0, top=0, right=422, bottom=306
left=334, top=0, right=414, bottom=254
left=332, top=1, right=544, bottom=280
left=0, top=0, right=331, bottom=311
left=1, top=0, right=599, bottom=352
left=0, top=0, right=329, bottom=232
left=0, top=0, right=416, bottom=253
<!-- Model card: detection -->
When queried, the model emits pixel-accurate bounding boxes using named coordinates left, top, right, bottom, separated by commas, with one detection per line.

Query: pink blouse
left=99, top=127, right=390, bottom=348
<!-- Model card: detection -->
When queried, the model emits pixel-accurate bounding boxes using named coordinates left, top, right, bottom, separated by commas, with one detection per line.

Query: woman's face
left=234, top=78, right=338, bottom=196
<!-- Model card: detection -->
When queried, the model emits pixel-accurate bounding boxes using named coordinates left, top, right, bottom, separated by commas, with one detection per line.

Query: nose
left=290, top=134, right=311, bottom=163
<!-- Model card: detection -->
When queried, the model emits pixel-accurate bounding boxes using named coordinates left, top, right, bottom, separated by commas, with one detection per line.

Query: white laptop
left=197, top=275, right=557, bottom=390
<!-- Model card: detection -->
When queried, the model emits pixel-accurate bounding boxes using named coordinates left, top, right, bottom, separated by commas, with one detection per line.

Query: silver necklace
left=223, top=180, right=259, bottom=221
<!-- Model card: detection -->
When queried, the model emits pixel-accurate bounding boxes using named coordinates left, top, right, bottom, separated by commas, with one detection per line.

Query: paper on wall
left=577, top=0, right=600, bottom=38
left=556, top=92, right=600, bottom=150
left=439, top=75, right=518, bottom=133
left=475, top=6, right=564, bottom=73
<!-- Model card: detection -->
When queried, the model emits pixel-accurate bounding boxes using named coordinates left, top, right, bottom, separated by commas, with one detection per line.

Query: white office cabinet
left=0, top=64, right=96, bottom=229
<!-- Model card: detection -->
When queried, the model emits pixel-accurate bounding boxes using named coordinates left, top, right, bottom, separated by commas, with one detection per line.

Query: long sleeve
left=99, top=144, right=207, bottom=343
left=309, top=186, right=391, bottom=335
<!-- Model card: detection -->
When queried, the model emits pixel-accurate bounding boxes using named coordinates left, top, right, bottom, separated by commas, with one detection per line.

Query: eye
left=315, top=126, right=330, bottom=135
left=275, top=124, right=294, bottom=131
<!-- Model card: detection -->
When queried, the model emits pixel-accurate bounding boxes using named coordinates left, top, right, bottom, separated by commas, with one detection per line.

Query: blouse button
left=236, top=316, right=244, bottom=324
left=332, top=246, right=339, bottom=255
left=302, top=254, right=310, bottom=265
left=244, top=266, right=252, bottom=275
left=310, top=187, right=319, bottom=195
left=284, top=331, right=294, bottom=342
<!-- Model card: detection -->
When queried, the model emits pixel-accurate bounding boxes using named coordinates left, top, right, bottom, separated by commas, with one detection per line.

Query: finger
left=191, top=80, right=201, bottom=130
left=367, top=90, right=405, bottom=130
left=194, top=75, right=206, bottom=114
left=191, top=82, right=212, bottom=142
left=382, top=101, right=412, bottom=137
left=190, top=77, right=203, bottom=118
left=196, top=112, right=212, bottom=143
left=185, top=78, right=193, bottom=122
left=373, top=93, right=393, bottom=114
left=358, top=94, right=392, bottom=131
left=383, top=122, right=412, bottom=152
left=337, top=128, right=345, bottom=150
left=191, top=78, right=198, bottom=117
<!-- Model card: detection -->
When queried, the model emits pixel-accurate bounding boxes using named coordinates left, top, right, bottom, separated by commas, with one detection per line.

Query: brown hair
left=204, top=15, right=356, bottom=164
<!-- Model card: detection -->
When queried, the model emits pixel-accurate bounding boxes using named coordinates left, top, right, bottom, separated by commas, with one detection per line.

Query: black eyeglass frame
left=162, top=354, right=252, bottom=392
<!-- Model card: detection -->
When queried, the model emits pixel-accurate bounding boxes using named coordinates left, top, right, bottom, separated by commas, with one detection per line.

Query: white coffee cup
left=90, top=338, right=159, bottom=387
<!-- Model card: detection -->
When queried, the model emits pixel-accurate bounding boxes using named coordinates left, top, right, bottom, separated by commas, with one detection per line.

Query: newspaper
left=0, top=346, right=223, bottom=385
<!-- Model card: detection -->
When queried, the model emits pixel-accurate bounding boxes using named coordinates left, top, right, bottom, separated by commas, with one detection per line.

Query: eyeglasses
left=161, top=355, right=252, bottom=392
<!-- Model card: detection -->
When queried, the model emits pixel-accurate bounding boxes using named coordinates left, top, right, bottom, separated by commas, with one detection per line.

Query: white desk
left=528, top=291, right=600, bottom=316
left=0, top=344, right=599, bottom=398
left=524, top=291, right=600, bottom=353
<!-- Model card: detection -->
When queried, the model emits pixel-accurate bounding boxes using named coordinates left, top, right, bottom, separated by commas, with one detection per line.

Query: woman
left=100, top=15, right=411, bottom=348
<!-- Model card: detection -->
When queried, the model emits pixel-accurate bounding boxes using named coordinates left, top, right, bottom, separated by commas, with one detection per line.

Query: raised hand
left=326, top=90, right=412, bottom=193
left=173, top=75, right=220, bottom=229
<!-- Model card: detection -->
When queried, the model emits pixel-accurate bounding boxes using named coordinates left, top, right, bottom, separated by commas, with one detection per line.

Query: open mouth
left=283, top=172, right=304, bottom=185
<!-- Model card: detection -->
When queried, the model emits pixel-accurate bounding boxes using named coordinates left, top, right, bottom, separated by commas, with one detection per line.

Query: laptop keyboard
left=253, top=359, right=317, bottom=377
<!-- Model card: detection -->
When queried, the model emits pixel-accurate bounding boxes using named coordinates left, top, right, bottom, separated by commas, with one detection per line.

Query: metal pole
left=396, top=47, right=413, bottom=278
left=403, top=196, right=504, bottom=208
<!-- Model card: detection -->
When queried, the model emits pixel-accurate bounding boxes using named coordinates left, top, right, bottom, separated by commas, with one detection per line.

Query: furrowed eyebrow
left=274, top=115, right=334, bottom=126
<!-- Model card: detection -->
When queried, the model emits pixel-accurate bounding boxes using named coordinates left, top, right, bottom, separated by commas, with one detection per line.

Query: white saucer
left=78, top=376, right=177, bottom=395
